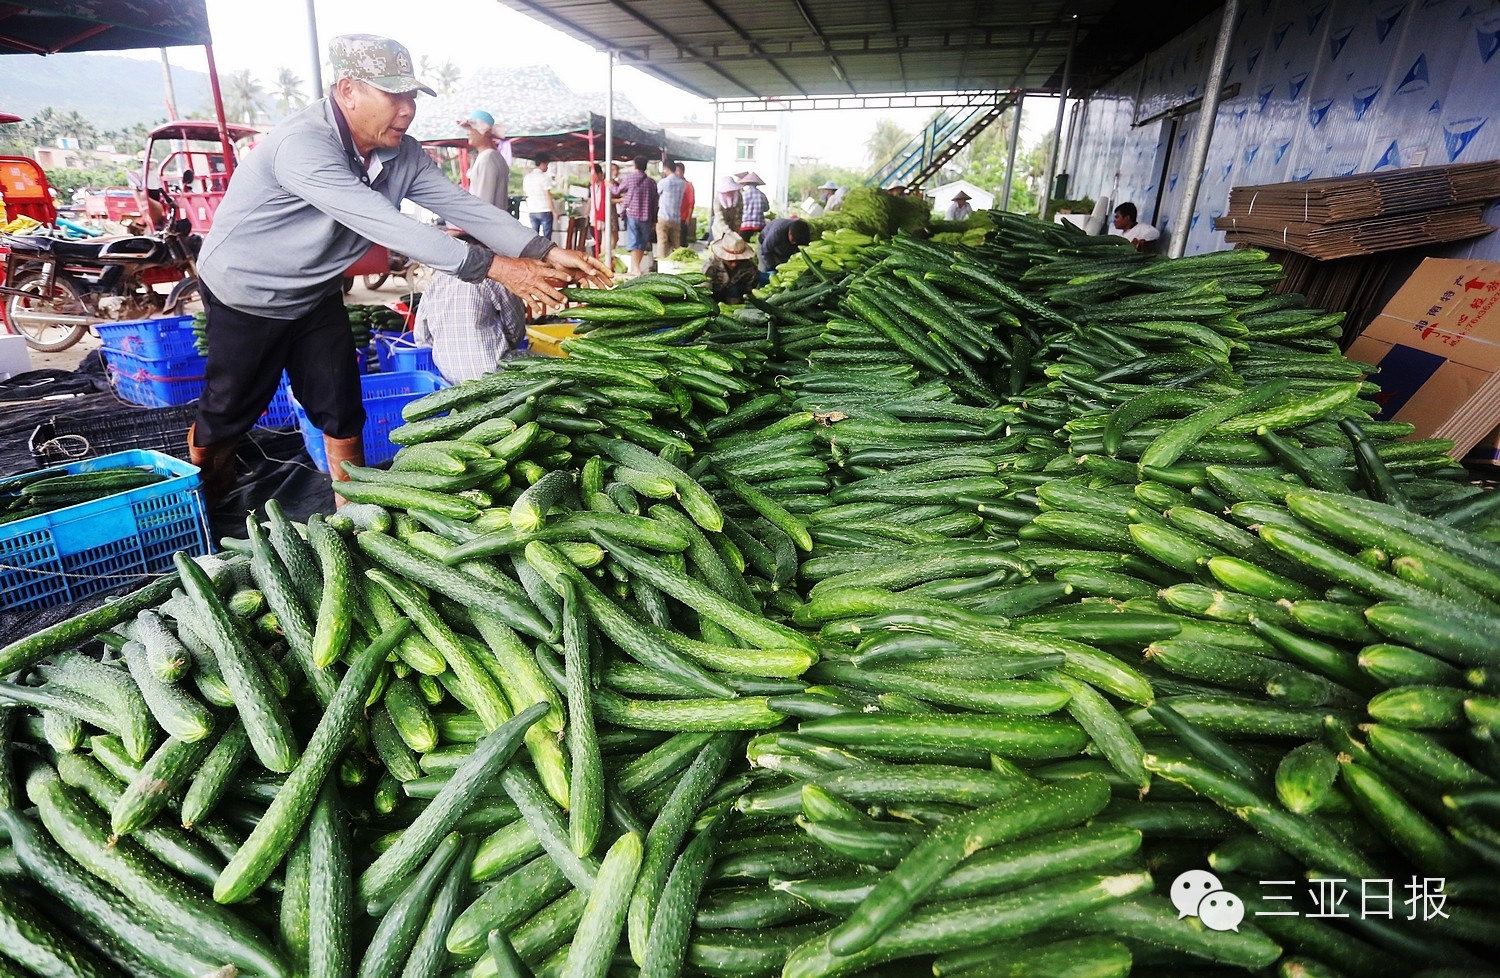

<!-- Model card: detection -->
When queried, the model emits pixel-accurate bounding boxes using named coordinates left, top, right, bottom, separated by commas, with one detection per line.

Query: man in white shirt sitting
left=1113, top=201, right=1160, bottom=251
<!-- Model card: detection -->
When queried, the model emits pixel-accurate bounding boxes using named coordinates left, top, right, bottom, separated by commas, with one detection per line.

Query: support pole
left=1059, top=98, right=1081, bottom=187
left=1039, top=14, right=1079, bottom=218
left=587, top=126, right=597, bottom=254
left=1000, top=93, right=1025, bottom=211
left=305, top=0, right=323, bottom=96
left=709, top=104, right=721, bottom=213
left=159, top=49, right=179, bottom=120
left=204, top=44, right=235, bottom=180
left=1067, top=97, right=1090, bottom=178
left=604, top=50, right=616, bottom=262
left=1169, top=0, right=1242, bottom=257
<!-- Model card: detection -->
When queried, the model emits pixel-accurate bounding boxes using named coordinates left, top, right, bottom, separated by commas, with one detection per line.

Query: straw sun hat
left=710, top=233, right=754, bottom=261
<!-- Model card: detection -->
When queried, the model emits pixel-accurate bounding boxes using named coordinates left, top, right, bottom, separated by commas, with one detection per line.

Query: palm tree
left=272, top=67, right=306, bottom=117
left=58, top=110, right=97, bottom=149
left=126, top=121, right=152, bottom=153
left=27, top=106, right=59, bottom=145
left=865, top=117, right=912, bottom=169
left=224, top=69, right=266, bottom=125
left=436, top=61, right=461, bottom=95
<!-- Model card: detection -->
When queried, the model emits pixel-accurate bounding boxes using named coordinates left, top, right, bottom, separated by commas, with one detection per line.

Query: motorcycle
left=359, top=249, right=415, bottom=291
left=0, top=196, right=201, bottom=353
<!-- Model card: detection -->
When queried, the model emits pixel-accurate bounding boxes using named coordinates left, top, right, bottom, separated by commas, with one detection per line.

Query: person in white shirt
left=1113, top=201, right=1160, bottom=251
left=524, top=155, right=558, bottom=240
left=945, top=190, right=973, bottom=221
left=800, top=181, right=839, bottom=218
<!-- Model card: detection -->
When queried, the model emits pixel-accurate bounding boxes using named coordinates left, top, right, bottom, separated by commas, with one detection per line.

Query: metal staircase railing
left=865, top=93, right=1016, bottom=192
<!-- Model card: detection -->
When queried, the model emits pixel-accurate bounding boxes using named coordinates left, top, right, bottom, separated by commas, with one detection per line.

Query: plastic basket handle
left=109, top=363, right=206, bottom=384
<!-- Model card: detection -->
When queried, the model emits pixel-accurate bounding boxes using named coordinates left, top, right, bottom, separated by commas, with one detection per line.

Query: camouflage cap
left=328, top=34, right=436, bottom=96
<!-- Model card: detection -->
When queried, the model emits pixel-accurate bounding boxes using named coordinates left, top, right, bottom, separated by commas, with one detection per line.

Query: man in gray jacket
left=191, top=33, right=608, bottom=507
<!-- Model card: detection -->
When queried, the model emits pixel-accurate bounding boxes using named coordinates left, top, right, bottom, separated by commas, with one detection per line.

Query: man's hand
left=487, top=255, right=570, bottom=319
left=545, top=248, right=614, bottom=289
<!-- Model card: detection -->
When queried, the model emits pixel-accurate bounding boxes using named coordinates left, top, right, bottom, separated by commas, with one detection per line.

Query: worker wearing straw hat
left=737, top=171, right=769, bottom=238
left=946, top=190, right=974, bottom=221
left=711, top=175, right=742, bottom=239
left=703, top=232, right=757, bottom=304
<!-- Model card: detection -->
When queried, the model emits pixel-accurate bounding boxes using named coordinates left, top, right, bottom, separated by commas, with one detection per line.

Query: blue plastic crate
left=104, top=348, right=208, bottom=407
left=94, top=314, right=199, bottom=360
left=293, top=371, right=448, bottom=472
left=258, top=347, right=369, bottom=429
left=0, top=449, right=210, bottom=611
left=373, top=330, right=417, bottom=373
left=390, top=344, right=435, bottom=373
left=257, top=373, right=298, bottom=429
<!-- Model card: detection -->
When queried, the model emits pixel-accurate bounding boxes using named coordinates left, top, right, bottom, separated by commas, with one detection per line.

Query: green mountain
left=0, top=52, right=212, bottom=129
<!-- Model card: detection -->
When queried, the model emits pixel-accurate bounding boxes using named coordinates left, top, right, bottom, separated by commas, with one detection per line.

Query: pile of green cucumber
left=0, top=211, right=1498, bottom=978
left=193, top=305, right=397, bottom=359
left=0, top=465, right=168, bottom=525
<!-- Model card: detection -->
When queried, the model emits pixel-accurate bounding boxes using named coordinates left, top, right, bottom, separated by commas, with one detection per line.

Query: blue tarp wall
left=1070, top=0, right=1500, bottom=258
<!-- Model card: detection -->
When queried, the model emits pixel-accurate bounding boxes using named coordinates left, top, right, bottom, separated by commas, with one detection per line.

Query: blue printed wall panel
left=1072, top=0, right=1500, bottom=257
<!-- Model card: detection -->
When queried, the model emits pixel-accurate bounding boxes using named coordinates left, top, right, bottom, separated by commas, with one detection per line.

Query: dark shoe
left=187, top=423, right=239, bottom=510
left=322, top=434, right=365, bottom=507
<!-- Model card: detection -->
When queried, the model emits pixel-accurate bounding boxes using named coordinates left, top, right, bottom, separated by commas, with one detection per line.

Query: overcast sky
left=138, top=0, right=1051, bottom=170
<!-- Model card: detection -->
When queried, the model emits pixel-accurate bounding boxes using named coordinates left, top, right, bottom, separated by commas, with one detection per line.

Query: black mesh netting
left=0, top=368, right=335, bottom=639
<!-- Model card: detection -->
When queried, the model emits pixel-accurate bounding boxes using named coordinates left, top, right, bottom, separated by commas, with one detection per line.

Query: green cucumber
left=360, top=703, right=547, bottom=907
left=827, top=775, right=1110, bottom=954
left=215, top=622, right=409, bottom=904
left=174, top=552, right=298, bottom=773
left=1275, top=741, right=1340, bottom=815
left=122, top=639, right=213, bottom=742
left=27, top=767, right=287, bottom=977
left=358, top=834, right=464, bottom=978
left=563, top=832, right=643, bottom=978
left=309, top=781, right=353, bottom=978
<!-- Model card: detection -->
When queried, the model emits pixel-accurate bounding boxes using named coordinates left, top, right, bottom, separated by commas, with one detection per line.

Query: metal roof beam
left=496, top=0, right=718, bottom=99
left=885, top=0, right=908, bottom=90
left=787, top=0, right=855, bottom=94
left=640, top=37, right=1064, bottom=67
left=692, top=0, right=810, bottom=96
left=0, top=32, right=49, bottom=54
left=711, top=89, right=1024, bottom=114
left=623, top=26, right=1051, bottom=55
left=596, top=0, right=763, bottom=96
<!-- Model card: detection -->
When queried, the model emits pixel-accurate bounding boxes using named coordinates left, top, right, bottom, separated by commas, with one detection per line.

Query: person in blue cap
left=458, top=109, right=510, bottom=213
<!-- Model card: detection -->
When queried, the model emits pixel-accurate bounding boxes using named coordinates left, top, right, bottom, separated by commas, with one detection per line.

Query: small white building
left=929, top=179, right=994, bottom=216
left=663, top=113, right=792, bottom=221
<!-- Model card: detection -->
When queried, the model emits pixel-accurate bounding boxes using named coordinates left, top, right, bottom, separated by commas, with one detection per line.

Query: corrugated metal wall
left=1071, top=0, right=1500, bottom=257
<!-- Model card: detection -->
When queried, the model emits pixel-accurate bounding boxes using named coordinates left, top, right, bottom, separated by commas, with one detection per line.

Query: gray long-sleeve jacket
left=198, top=99, right=550, bottom=318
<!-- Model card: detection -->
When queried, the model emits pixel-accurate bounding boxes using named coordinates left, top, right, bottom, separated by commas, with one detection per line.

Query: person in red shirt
left=676, top=162, right=696, bottom=243
left=589, top=163, right=608, bottom=256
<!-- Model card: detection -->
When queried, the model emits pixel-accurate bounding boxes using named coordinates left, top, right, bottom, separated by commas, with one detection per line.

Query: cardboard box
left=1345, top=257, right=1500, bottom=461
